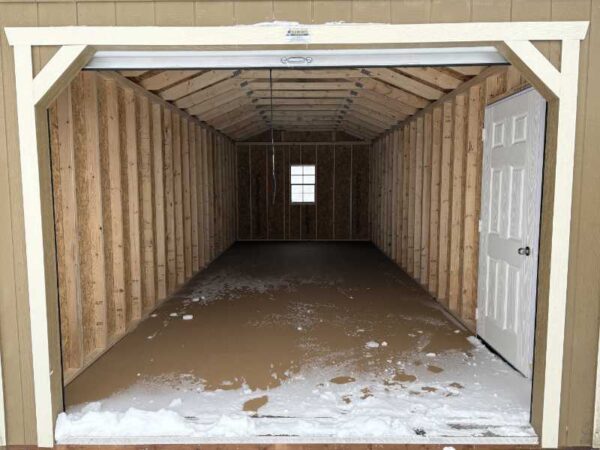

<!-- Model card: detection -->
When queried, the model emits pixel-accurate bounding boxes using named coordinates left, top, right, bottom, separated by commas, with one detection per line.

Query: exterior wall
left=237, top=131, right=369, bottom=241
left=369, top=66, right=528, bottom=331
left=48, top=71, right=237, bottom=385
left=0, top=1, right=598, bottom=447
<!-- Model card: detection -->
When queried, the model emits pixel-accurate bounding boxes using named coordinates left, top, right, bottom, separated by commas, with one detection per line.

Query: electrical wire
left=270, top=68, right=276, bottom=205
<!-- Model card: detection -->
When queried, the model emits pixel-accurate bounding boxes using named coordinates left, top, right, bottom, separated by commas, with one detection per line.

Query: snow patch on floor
left=56, top=338, right=534, bottom=443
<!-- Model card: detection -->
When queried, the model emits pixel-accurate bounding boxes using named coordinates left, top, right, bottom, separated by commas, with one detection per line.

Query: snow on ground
left=56, top=337, right=534, bottom=443
left=56, top=246, right=536, bottom=444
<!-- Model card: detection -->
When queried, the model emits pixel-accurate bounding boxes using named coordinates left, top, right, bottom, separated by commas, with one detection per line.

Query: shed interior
left=47, top=62, right=539, bottom=444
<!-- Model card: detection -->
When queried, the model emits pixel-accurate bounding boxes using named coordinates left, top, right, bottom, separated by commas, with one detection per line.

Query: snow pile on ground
left=56, top=338, right=535, bottom=444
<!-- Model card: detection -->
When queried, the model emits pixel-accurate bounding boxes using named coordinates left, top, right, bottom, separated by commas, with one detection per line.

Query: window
left=290, top=165, right=315, bottom=204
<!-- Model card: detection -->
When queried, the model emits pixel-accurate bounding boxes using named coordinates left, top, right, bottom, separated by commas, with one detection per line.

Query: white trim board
left=57, top=435, right=539, bottom=446
left=86, top=47, right=507, bottom=69
left=3, top=21, right=588, bottom=448
left=0, top=348, right=6, bottom=446
left=5, top=22, right=588, bottom=46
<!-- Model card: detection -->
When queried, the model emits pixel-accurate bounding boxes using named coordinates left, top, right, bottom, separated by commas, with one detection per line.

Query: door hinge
left=482, top=128, right=486, bottom=142
left=475, top=307, right=479, bottom=318
left=478, top=219, right=483, bottom=233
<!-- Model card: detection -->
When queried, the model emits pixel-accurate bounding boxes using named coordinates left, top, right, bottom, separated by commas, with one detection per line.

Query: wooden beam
left=161, top=69, right=239, bottom=101
left=499, top=40, right=560, bottom=98
left=139, top=70, right=199, bottom=91
left=398, top=67, right=463, bottom=90
left=357, top=77, right=430, bottom=109
left=247, top=81, right=356, bottom=91
left=152, top=103, right=167, bottom=301
left=175, top=77, right=249, bottom=109
left=253, top=90, right=352, bottom=98
left=362, top=67, right=444, bottom=100
left=33, top=45, right=95, bottom=109
left=122, top=87, right=143, bottom=322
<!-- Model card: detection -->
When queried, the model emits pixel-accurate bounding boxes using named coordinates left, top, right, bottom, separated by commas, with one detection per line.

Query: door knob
left=518, top=246, right=531, bottom=256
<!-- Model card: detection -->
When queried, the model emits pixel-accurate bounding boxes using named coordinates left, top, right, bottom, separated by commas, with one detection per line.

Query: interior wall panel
left=237, top=141, right=369, bottom=241
left=317, top=144, right=334, bottom=240
left=369, top=66, right=528, bottom=331
left=351, top=144, right=370, bottom=240
left=48, top=71, right=237, bottom=386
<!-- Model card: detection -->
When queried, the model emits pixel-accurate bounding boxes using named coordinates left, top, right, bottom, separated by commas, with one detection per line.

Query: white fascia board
left=4, top=22, right=589, bottom=47
left=86, top=47, right=507, bottom=69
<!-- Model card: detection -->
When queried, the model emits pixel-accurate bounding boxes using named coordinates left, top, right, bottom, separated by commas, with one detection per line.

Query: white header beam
left=86, top=47, right=506, bottom=69
left=6, top=22, right=589, bottom=47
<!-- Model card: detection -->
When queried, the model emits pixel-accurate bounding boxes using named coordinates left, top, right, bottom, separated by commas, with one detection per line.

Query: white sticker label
left=286, top=27, right=310, bottom=43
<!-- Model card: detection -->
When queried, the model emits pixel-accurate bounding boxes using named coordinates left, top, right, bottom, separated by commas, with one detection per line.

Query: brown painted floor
left=65, top=242, right=472, bottom=405
left=60, top=242, right=533, bottom=443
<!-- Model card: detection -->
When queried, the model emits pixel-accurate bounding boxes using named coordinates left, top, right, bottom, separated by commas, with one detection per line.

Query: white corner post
left=13, top=44, right=55, bottom=448
left=503, top=38, right=581, bottom=448
left=12, top=44, right=94, bottom=448
left=542, top=39, right=581, bottom=448
left=0, top=347, right=5, bottom=446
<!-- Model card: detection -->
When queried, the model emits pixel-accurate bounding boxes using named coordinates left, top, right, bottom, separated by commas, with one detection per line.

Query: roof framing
left=4, top=20, right=589, bottom=449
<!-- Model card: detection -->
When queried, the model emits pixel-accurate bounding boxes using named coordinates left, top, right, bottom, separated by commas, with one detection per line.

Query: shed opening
left=46, top=61, right=543, bottom=445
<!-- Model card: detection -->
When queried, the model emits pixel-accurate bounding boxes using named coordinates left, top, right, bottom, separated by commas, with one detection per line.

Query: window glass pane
left=303, top=175, right=315, bottom=185
left=290, top=165, right=315, bottom=203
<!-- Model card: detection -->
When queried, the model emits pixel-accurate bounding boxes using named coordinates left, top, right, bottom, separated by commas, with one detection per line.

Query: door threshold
left=58, top=435, right=539, bottom=446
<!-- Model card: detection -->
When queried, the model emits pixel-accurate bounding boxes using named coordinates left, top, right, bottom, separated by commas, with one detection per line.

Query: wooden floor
left=55, top=243, right=536, bottom=447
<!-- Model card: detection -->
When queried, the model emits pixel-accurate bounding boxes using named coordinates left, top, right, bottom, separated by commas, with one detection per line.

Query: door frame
left=4, top=21, right=588, bottom=447
left=477, top=87, right=547, bottom=378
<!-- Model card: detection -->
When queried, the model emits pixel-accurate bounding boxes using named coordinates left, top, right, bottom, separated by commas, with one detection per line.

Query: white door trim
left=3, top=22, right=588, bottom=448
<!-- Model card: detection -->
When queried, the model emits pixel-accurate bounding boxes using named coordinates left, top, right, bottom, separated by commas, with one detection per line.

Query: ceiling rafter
left=119, top=64, right=488, bottom=142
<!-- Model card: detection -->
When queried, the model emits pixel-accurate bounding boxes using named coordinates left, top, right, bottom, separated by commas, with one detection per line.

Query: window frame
left=290, top=164, right=316, bottom=205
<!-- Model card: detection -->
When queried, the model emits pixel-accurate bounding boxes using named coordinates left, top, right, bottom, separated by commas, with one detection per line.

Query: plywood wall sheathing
left=369, top=66, right=529, bottom=331
left=49, top=71, right=237, bottom=384
left=237, top=136, right=369, bottom=241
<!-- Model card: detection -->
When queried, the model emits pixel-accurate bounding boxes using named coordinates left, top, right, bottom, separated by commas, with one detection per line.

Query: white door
left=477, top=88, right=546, bottom=378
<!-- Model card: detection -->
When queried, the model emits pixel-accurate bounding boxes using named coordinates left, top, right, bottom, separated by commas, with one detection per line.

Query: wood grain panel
left=152, top=103, right=167, bottom=301
left=369, top=66, right=533, bottom=331
left=98, top=79, right=126, bottom=342
left=138, top=95, right=156, bottom=314
left=172, top=113, right=185, bottom=285
left=448, top=93, right=467, bottom=315
left=334, top=144, right=352, bottom=239
left=237, top=145, right=251, bottom=239
left=288, top=145, right=302, bottom=239
left=250, top=145, right=268, bottom=239
left=267, top=146, right=286, bottom=239
left=49, top=85, right=83, bottom=376
left=352, top=144, right=370, bottom=240
left=301, top=145, right=317, bottom=239
left=73, top=72, right=107, bottom=356
left=316, top=145, right=334, bottom=239
left=49, top=72, right=237, bottom=385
